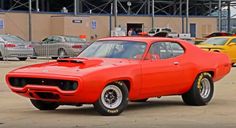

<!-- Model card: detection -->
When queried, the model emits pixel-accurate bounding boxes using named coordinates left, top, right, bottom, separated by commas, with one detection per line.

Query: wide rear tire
left=30, top=99, right=59, bottom=110
left=93, top=81, right=129, bottom=116
left=182, top=72, right=214, bottom=106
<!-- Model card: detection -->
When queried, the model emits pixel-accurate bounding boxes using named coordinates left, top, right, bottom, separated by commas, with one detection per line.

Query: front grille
left=9, top=77, right=78, bottom=91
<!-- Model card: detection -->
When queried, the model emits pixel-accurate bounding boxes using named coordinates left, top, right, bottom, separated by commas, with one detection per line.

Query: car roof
left=99, top=37, right=183, bottom=44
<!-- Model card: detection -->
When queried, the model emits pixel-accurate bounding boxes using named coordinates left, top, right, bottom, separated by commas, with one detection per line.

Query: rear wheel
left=30, top=49, right=37, bottom=59
left=0, top=52, right=3, bottom=61
left=182, top=72, right=214, bottom=106
left=93, top=81, right=129, bottom=116
left=18, top=57, right=27, bottom=61
left=51, top=57, right=58, bottom=60
left=58, top=49, right=67, bottom=58
left=30, top=99, right=59, bottom=110
left=30, top=56, right=37, bottom=59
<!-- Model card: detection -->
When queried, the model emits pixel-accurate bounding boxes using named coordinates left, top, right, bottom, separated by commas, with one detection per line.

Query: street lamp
left=127, top=1, right=132, bottom=15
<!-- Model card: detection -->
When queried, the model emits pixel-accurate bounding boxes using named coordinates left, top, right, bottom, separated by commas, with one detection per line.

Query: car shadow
left=26, top=100, right=185, bottom=116
left=126, top=100, right=185, bottom=111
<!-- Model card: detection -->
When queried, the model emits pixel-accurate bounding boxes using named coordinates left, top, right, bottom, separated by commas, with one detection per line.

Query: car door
left=141, top=42, right=186, bottom=97
left=35, top=37, right=53, bottom=56
left=48, top=36, right=63, bottom=56
left=226, top=38, right=236, bottom=62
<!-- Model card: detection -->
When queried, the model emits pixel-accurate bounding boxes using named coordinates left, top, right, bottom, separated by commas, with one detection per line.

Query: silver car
left=0, top=34, right=33, bottom=61
left=33, top=35, right=88, bottom=59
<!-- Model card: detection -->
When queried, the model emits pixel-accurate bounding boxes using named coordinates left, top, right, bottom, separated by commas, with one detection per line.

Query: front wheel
left=30, top=99, right=59, bottom=110
left=182, top=72, right=214, bottom=106
left=18, top=57, right=27, bottom=61
left=93, top=81, right=129, bottom=116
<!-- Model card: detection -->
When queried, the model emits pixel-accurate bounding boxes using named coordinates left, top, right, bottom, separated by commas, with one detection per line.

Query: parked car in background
left=197, top=36, right=236, bottom=66
left=148, top=27, right=172, bottom=36
left=33, top=35, right=87, bottom=59
left=205, top=32, right=232, bottom=38
left=0, top=34, right=33, bottom=61
left=6, top=37, right=231, bottom=116
left=194, top=32, right=232, bottom=45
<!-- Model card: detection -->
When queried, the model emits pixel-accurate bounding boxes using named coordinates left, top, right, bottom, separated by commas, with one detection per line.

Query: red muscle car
left=6, top=37, right=231, bottom=116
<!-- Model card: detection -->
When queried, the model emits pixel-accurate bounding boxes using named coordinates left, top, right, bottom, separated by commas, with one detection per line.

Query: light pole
left=114, top=0, right=118, bottom=27
left=74, top=0, right=77, bottom=15
left=29, top=0, right=32, bottom=41
left=219, top=0, right=222, bottom=31
left=152, top=0, right=154, bottom=29
left=127, top=1, right=132, bottom=15
left=186, top=0, right=189, bottom=34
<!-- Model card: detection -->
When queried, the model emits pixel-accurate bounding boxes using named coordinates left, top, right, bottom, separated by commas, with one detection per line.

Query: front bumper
left=6, top=73, right=90, bottom=104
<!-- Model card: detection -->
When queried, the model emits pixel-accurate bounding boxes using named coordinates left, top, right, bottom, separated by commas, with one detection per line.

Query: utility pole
left=29, top=0, right=32, bottom=41
left=180, top=0, right=184, bottom=33
left=36, top=0, right=39, bottom=12
left=74, top=0, right=77, bottom=15
left=114, top=0, right=118, bottom=27
left=227, top=2, right=231, bottom=32
left=186, top=0, right=189, bottom=33
left=219, top=0, right=222, bottom=31
left=152, top=0, right=154, bottom=29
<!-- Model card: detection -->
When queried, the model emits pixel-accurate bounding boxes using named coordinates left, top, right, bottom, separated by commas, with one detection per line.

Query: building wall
left=188, top=17, right=218, bottom=37
left=0, top=12, right=218, bottom=42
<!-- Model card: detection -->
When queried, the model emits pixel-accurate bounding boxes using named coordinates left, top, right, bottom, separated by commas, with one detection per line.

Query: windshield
left=79, top=40, right=147, bottom=60
left=1, top=35, right=25, bottom=43
left=202, top=38, right=229, bottom=45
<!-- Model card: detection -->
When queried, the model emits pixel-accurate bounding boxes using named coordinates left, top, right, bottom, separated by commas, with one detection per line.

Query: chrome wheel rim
left=199, top=78, right=211, bottom=99
left=101, top=85, right=123, bottom=109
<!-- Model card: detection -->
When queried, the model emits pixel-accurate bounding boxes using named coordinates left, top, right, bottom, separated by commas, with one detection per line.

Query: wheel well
left=207, top=71, right=215, bottom=78
left=200, top=71, right=214, bottom=78
left=122, top=80, right=131, bottom=92
left=108, top=80, right=131, bottom=92
left=213, top=50, right=220, bottom=52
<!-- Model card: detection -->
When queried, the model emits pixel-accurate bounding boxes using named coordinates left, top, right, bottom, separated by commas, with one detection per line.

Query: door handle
left=173, top=62, right=179, bottom=65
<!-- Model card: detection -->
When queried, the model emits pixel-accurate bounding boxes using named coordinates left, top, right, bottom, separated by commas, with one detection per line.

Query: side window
left=148, top=42, right=184, bottom=60
left=51, top=36, right=61, bottom=43
left=170, top=43, right=185, bottom=57
left=43, top=36, right=53, bottom=44
left=229, top=38, right=236, bottom=43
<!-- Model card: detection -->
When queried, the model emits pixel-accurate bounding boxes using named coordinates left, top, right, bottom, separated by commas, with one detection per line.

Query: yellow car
left=197, top=36, right=236, bottom=66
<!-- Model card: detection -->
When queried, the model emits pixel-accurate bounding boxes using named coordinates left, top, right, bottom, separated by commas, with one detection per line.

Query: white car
left=148, top=27, right=172, bottom=36
left=0, top=34, right=33, bottom=61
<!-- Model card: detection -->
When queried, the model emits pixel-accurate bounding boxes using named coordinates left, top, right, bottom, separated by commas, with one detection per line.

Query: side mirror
left=229, top=42, right=236, bottom=46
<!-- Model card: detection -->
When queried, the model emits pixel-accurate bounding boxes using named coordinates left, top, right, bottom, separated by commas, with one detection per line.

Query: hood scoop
left=57, top=59, right=84, bottom=64
left=57, top=58, right=103, bottom=67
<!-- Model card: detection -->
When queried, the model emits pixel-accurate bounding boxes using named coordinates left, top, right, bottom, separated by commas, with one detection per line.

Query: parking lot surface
left=0, top=59, right=236, bottom=128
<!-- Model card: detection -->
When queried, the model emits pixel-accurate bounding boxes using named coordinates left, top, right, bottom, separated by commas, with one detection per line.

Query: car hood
left=9, top=58, right=140, bottom=77
left=196, top=43, right=225, bottom=50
